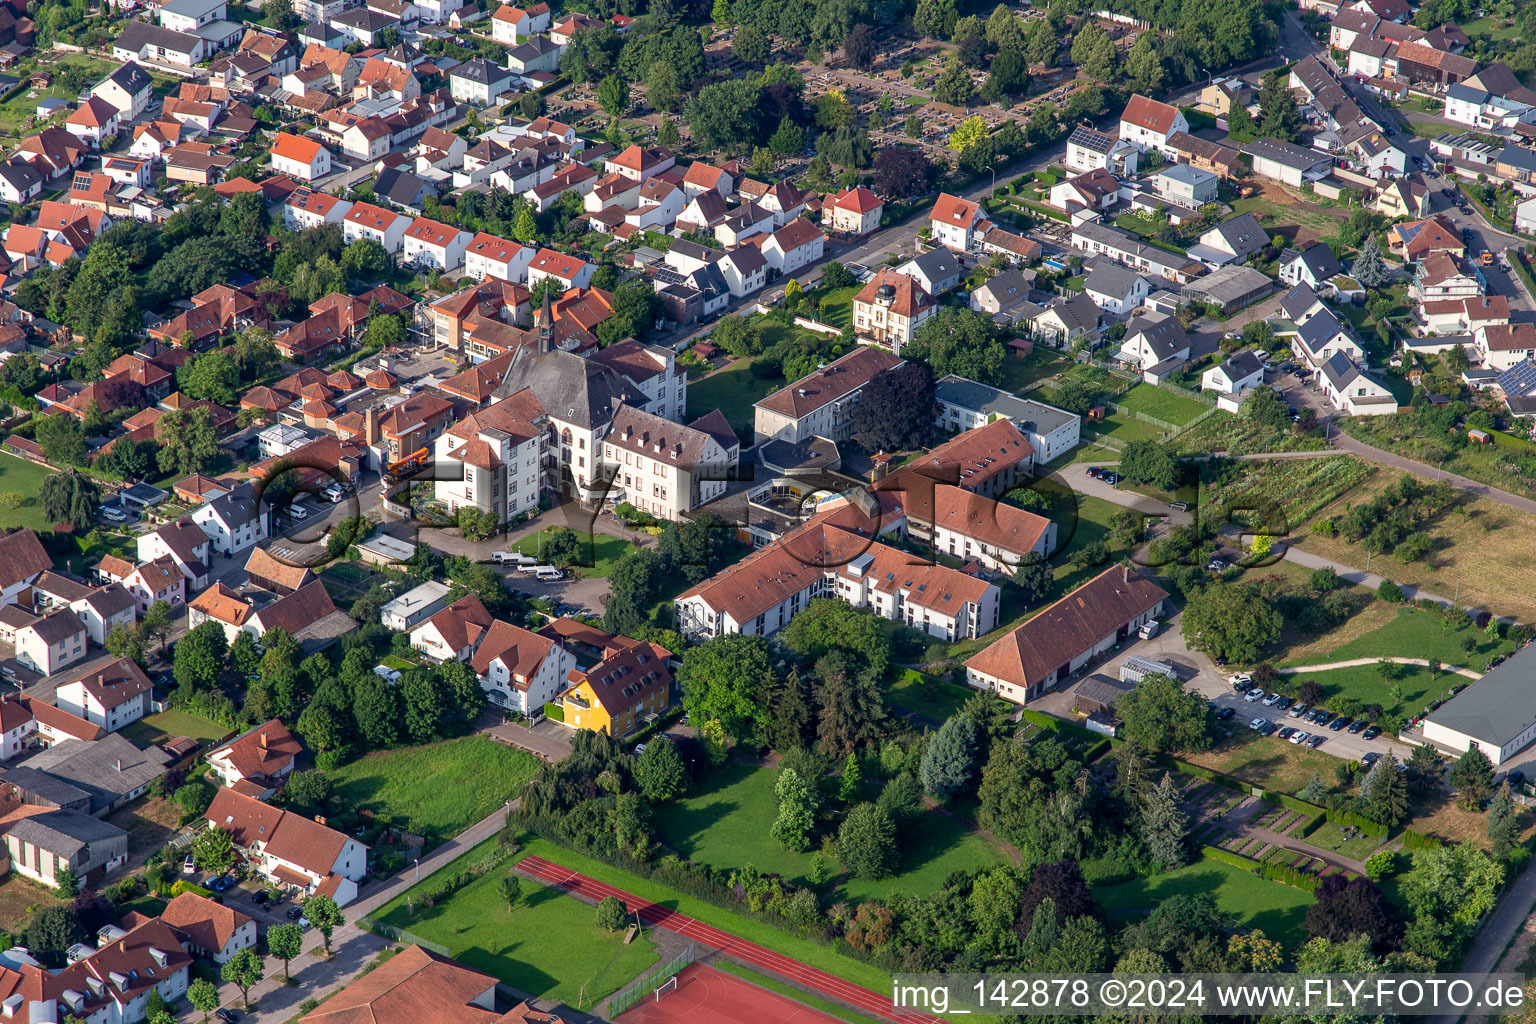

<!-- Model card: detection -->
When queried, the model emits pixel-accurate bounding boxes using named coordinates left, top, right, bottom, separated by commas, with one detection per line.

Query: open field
left=1169, top=411, right=1328, bottom=457
left=374, top=838, right=659, bottom=1009
left=1093, top=858, right=1313, bottom=953
left=1277, top=603, right=1515, bottom=671
left=510, top=529, right=635, bottom=578
left=1183, top=731, right=1344, bottom=796
left=1297, top=467, right=1536, bottom=622
left=0, top=455, right=59, bottom=532
left=119, top=710, right=230, bottom=749
left=651, top=762, right=1005, bottom=897
left=1231, top=182, right=1350, bottom=249
left=1115, top=385, right=1211, bottom=427
left=328, top=737, right=539, bottom=839
left=1204, top=455, right=1376, bottom=533
left=997, top=351, right=1075, bottom=393
left=685, top=361, right=780, bottom=426
left=1280, top=664, right=1453, bottom=722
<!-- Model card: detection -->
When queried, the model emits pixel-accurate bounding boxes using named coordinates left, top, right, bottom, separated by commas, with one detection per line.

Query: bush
left=171, top=880, right=217, bottom=900
left=596, top=895, right=628, bottom=931
left=1402, top=829, right=1442, bottom=850
left=1377, top=580, right=1403, bottom=603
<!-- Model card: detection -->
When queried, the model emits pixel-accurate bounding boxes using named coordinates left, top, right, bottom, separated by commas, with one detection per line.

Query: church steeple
left=537, top=287, right=554, bottom=353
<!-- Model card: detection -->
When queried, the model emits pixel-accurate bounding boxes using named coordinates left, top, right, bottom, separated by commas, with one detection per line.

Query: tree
left=1361, top=752, right=1409, bottom=826
left=1071, top=20, right=1118, bottom=80
left=813, top=655, right=886, bottom=757
left=1118, top=441, right=1180, bottom=491
left=498, top=874, right=523, bottom=911
left=920, top=714, right=978, bottom=802
left=41, top=468, right=100, bottom=529
left=913, top=0, right=957, bottom=37
left=1258, top=70, right=1304, bottom=142
left=843, top=23, right=876, bottom=70
left=685, top=79, right=767, bottom=154
left=634, top=736, right=687, bottom=801
left=266, top=923, right=303, bottom=980
left=677, top=633, right=773, bottom=741
left=221, top=947, right=263, bottom=1008
left=838, top=802, right=897, bottom=878
left=770, top=766, right=818, bottom=851
left=283, top=769, right=331, bottom=818
left=178, top=351, right=241, bottom=405
left=781, top=599, right=890, bottom=676
left=1025, top=17, right=1059, bottom=65
left=512, top=207, right=539, bottom=244
left=1305, top=874, right=1403, bottom=954
left=986, top=4, right=1025, bottom=50
left=35, top=415, right=87, bottom=467
left=303, top=894, right=343, bottom=954
left=850, top=363, right=936, bottom=451
left=1487, top=781, right=1520, bottom=859
left=194, top=827, right=236, bottom=874
left=156, top=408, right=220, bottom=478
left=872, top=146, right=935, bottom=199
left=1450, top=746, right=1495, bottom=808
left=53, top=864, right=78, bottom=897
left=1114, top=674, right=1211, bottom=753
left=932, top=61, right=974, bottom=106
left=25, top=906, right=84, bottom=966
left=768, top=115, right=805, bottom=157
left=188, top=980, right=221, bottom=1024
left=983, top=48, right=1030, bottom=103
left=1182, top=582, right=1283, bottom=664
left=603, top=548, right=662, bottom=637
left=948, top=114, right=989, bottom=154
left=597, top=74, right=630, bottom=116
left=1140, top=773, right=1189, bottom=869
left=596, top=895, right=628, bottom=931
left=174, top=621, right=228, bottom=693
left=1401, top=843, right=1503, bottom=960
left=1353, top=236, right=1390, bottom=288
left=733, top=24, right=769, bottom=62
left=1407, top=742, right=1445, bottom=789
left=907, top=308, right=1006, bottom=384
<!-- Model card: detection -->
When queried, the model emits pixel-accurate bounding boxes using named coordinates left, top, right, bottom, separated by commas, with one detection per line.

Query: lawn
left=0, top=454, right=58, bottom=531
left=652, top=762, right=1005, bottom=897
left=1278, top=604, right=1515, bottom=671
left=1302, top=821, right=1383, bottom=863
left=1279, top=664, right=1458, bottom=723
left=511, top=529, right=634, bottom=578
left=1460, top=14, right=1522, bottom=39
left=804, top=285, right=858, bottom=331
left=118, top=710, right=230, bottom=749
left=1094, top=859, right=1314, bottom=952
left=0, top=55, right=116, bottom=139
left=1298, top=467, right=1536, bottom=623
left=685, top=360, right=780, bottom=426
left=1114, top=385, right=1213, bottom=428
left=997, top=351, right=1075, bottom=394
left=327, top=737, right=539, bottom=839
left=886, top=669, right=972, bottom=723
left=373, top=838, right=659, bottom=1010
left=1183, top=731, right=1343, bottom=796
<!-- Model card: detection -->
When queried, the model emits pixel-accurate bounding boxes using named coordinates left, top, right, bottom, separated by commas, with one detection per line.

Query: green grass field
left=1093, top=859, right=1314, bottom=952
left=997, top=351, right=1075, bottom=394
left=511, top=529, right=634, bottom=578
left=1280, top=664, right=1458, bottom=722
left=0, top=55, right=116, bottom=140
left=685, top=361, right=780, bottom=426
left=0, top=454, right=59, bottom=531
left=1279, top=605, right=1515, bottom=670
left=1115, top=384, right=1212, bottom=427
left=806, top=285, right=858, bottom=331
left=119, top=711, right=230, bottom=749
left=652, top=762, right=1004, bottom=897
left=373, top=839, right=658, bottom=1009
left=327, top=737, right=539, bottom=839
left=887, top=669, right=972, bottom=723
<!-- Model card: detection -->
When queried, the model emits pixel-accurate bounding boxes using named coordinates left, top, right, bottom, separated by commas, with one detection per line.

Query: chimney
left=364, top=406, right=380, bottom=446
left=114, top=759, right=121, bottom=772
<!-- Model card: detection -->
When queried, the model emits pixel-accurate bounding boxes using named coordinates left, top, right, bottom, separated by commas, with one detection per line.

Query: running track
left=518, top=855, right=949, bottom=1024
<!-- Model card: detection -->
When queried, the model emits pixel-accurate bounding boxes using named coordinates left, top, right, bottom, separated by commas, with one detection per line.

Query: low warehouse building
left=1421, top=644, right=1536, bottom=765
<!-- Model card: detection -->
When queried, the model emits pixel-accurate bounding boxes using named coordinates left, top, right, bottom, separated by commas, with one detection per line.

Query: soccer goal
left=654, top=976, right=679, bottom=1002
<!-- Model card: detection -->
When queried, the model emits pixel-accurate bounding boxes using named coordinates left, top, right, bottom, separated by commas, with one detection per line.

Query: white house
left=53, top=657, right=152, bottom=732
left=1119, top=94, right=1189, bottom=157
left=1279, top=243, right=1343, bottom=289
left=822, top=185, right=882, bottom=236
left=205, top=788, right=368, bottom=906
left=401, top=216, right=472, bottom=271
left=406, top=593, right=494, bottom=662
left=190, top=482, right=269, bottom=557
left=928, top=192, right=984, bottom=251
left=269, top=132, right=330, bottom=181
left=1318, top=351, right=1399, bottom=416
left=1083, top=263, right=1149, bottom=315
left=526, top=247, right=594, bottom=291
left=159, top=892, right=258, bottom=964
left=14, top=609, right=88, bottom=676
left=1117, top=312, right=1191, bottom=373
left=469, top=618, right=577, bottom=713
left=463, top=232, right=531, bottom=283
left=1201, top=349, right=1266, bottom=396
left=343, top=201, right=410, bottom=252
left=283, top=188, right=352, bottom=232
left=380, top=580, right=453, bottom=631
left=92, top=62, right=155, bottom=120
left=1065, top=126, right=1139, bottom=176
left=205, top=718, right=301, bottom=797
left=0, top=529, right=52, bottom=608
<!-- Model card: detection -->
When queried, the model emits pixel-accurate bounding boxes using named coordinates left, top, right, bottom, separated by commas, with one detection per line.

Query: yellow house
left=560, top=639, right=674, bottom=737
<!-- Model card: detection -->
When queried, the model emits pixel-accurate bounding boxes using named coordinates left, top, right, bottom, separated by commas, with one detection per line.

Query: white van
left=494, top=552, right=538, bottom=566
left=1138, top=620, right=1161, bottom=640
left=322, top=486, right=344, bottom=503
left=537, top=570, right=564, bottom=582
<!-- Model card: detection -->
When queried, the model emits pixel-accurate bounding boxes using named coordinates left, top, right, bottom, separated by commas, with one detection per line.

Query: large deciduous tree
left=676, top=633, right=774, bottom=741
left=1181, top=582, right=1282, bottom=664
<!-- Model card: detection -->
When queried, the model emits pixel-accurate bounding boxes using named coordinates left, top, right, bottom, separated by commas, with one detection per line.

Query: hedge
left=1202, top=845, right=1262, bottom=872
left=1323, top=807, right=1387, bottom=836
left=1168, top=757, right=1248, bottom=793
left=1402, top=829, right=1442, bottom=850
left=170, top=880, right=217, bottom=900
left=1020, top=709, right=1098, bottom=742
left=1200, top=845, right=1322, bottom=892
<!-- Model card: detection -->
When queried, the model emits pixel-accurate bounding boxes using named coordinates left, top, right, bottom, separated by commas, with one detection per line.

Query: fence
left=1100, top=401, right=1221, bottom=439
left=605, top=943, right=697, bottom=1017
left=354, top=916, right=450, bottom=957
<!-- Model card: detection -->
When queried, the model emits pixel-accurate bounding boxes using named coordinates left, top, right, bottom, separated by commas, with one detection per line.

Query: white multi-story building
left=600, top=405, right=738, bottom=521
left=469, top=618, right=576, bottom=713
left=190, top=482, right=269, bottom=556
left=753, top=347, right=903, bottom=446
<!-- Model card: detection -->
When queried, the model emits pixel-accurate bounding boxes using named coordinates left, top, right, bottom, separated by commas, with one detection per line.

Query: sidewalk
left=213, top=805, right=511, bottom=1024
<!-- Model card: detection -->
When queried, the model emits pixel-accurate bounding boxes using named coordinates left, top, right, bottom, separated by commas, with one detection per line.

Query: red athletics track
left=617, top=963, right=843, bottom=1024
left=517, top=855, right=948, bottom=1024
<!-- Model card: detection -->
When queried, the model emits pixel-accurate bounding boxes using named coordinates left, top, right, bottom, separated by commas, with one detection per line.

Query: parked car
left=183, top=854, right=196, bottom=875
left=101, top=507, right=127, bottom=522
left=286, top=906, right=304, bottom=920
left=1259, top=721, right=1278, bottom=736
left=1215, top=706, right=1236, bottom=720
left=1328, top=716, right=1351, bottom=732
left=1169, top=500, right=1190, bottom=512
left=1361, top=725, right=1381, bottom=740
left=1361, top=752, right=1382, bottom=767
left=1347, top=719, right=1368, bottom=734
left=1087, top=467, right=1102, bottom=478
left=1289, top=704, right=1308, bottom=718
left=1278, top=727, right=1295, bottom=740
left=1245, top=688, right=1265, bottom=702
left=1101, top=471, right=1121, bottom=485
left=1313, top=710, right=1334, bottom=726
left=1508, top=770, right=1526, bottom=787
left=216, top=1011, right=238, bottom=1023
left=1207, top=558, right=1228, bottom=572
left=1262, top=692, right=1282, bottom=706
left=1307, top=734, right=1325, bottom=748
left=1228, top=672, right=1253, bottom=688
left=1289, top=730, right=1310, bottom=745
left=1275, top=696, right=1293, bottom=710
left=1249, top=717, right=1269, bottom=731
left=251, top=890, right=269, bottom=905
left=289, top=506, right=308, bottom=520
